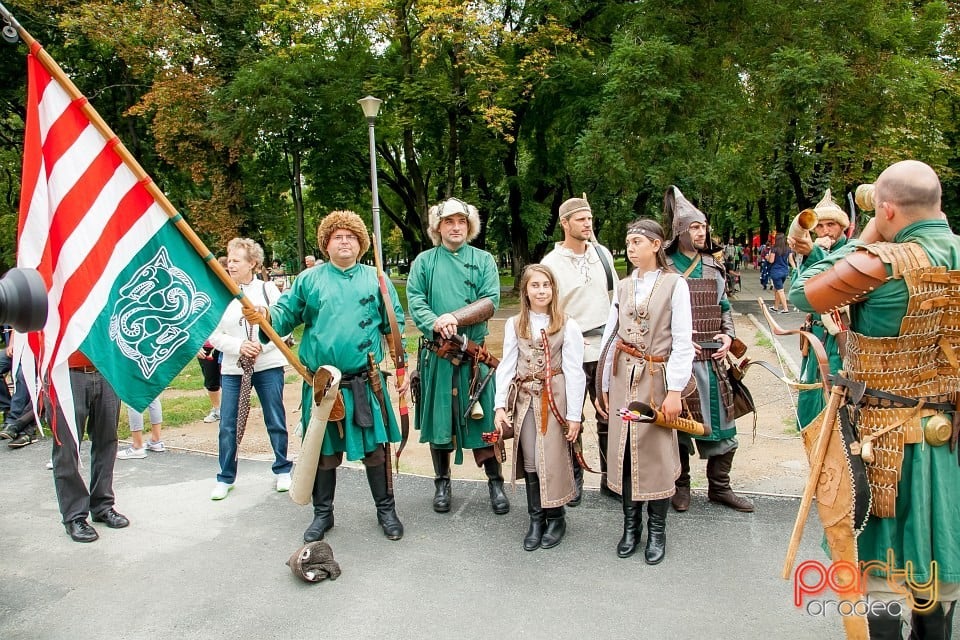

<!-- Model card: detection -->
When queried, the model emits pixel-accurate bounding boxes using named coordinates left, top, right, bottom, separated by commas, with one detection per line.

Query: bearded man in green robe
left=407, top=198, right=508, bottom=516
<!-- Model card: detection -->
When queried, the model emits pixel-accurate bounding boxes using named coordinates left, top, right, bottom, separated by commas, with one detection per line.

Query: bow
left=542, top=329, right=598, bottom=474
left=372, top=236, right=409, bottom=474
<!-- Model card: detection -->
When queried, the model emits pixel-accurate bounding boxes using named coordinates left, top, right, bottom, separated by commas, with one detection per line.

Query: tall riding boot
left=598, top=430, right=616, bottom=498
left=483, top=457, right=510, bottom=515
left=523, top=473, right=545, bottom=551
left=910, top=600, right=955, bottom=639
left=617, top=460, right=641, bottom=558
left=569, top=459, right=584, bottom=507
left=365, top=463, right=403, bottom=540
left=541, top=506, right=567, bottom=549
left=672, top=443, right=691, bottom=512
left=303, top=468, right=336, bottom=542
left=867, top=608, right=904, bottom=640
left=706, top=450, right=754, bottom=512
left=644, top=498, right=669, bottom=565
left=430, top=447, right=452, bottom=513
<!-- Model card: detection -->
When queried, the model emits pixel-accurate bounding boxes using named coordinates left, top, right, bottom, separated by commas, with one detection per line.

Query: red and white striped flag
left=16, top=51, right=233, bottom=443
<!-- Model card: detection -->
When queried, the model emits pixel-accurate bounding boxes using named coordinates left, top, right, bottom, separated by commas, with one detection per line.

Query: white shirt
left=599, top=269, right=694, bottom=393
left=209, top=278, right=288, bottom=375
left=541, top=242, right=618, bottom=361
left=494, top=312, right=586, bottom=421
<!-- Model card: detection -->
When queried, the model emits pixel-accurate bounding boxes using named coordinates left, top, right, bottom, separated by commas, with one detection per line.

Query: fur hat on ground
left=316, top=210, right=371, bottom=259
left=427, top=198, right=481, bottom=246
left=813, top=189, right=850, bottom=229
left=286, top=541, right=341, bottom=583
left=559, top=196, right=591, bottom=220
left=663, top=185, right=717, bottom=253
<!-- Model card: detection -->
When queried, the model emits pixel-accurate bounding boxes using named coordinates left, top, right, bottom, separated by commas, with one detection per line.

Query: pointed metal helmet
left=663, top=185, right=708, bottom=252
left=813, top=188, right=850, bottom=229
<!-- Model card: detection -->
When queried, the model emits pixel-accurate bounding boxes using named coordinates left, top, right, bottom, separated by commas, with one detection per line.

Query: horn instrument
left=788, top=208, right=818, bottom=241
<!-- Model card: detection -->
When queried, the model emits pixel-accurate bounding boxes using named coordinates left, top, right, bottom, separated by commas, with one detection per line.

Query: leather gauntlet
left=451, top=298, right=495, bottom=326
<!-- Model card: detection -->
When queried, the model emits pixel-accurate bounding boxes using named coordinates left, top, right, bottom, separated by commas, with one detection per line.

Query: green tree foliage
left=0, top=0, right=958, bottom=275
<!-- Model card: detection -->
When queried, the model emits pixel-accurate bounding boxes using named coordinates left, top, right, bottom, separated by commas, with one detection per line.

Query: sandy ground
left=153, top=313, right=808, bottom=496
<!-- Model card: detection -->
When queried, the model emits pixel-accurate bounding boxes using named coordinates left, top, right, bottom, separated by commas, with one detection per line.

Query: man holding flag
left=7, top=8, right=237, bottom=541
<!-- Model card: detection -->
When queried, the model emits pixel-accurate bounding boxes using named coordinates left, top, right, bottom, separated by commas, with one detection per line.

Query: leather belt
left=860, top=390, right=955, bottom=413
left=616, top=341, right=666, bottom=363
left=70, top=365, right=98, bottom=374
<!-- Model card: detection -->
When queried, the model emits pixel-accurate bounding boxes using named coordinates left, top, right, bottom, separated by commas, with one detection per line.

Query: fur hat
left=316, top=210, right=371, bottom=259
left=559, top=196, right=591, bottom=219
left=663, top=185, right=716, bottom=253
left=427, top=198, right=481, bottom=246
left=286, top=541, right=341, bottom=583
left=813, top=189, right=850, bottom=229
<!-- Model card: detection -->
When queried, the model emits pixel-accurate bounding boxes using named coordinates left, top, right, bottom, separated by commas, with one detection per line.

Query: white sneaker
left=117, top=446, right=146, bottom=460
left=210, top=482, right=234, bottom=500
left=144, top=439, right=165, bottom=452
left=275, top=472, right=292, bottom=493
left=45, top=459, right=53, bottom=470
left=203, top=409, right=221, bottom=423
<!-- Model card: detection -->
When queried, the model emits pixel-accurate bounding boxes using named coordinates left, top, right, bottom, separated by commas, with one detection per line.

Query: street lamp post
left=358, top=95, right=384, bottom=266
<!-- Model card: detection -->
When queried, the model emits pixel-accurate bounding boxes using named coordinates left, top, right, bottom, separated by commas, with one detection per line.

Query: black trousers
left=48, top=370, right=120, bottom=523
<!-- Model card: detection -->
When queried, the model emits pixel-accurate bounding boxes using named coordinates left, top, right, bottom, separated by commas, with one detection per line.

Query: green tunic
left=789, top=219, right=960, bottom=583
left=795, top=236, right=847, bottom=430
left=407, top=244, right=500, bottom=462
left=268, top=262, right=403, bottom=462
left=670, top=252, right=737, bottom=454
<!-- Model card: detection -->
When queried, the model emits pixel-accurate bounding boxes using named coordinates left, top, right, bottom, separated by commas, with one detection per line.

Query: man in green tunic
left=789, top=161, right=960, bottom=639
left=407, top=198, right=508, bottom=515
left=257, top=210, right=406, bottom=543
left=787, top=190, right=850, bottom=430
left=663, top=186, right=753, bottom=513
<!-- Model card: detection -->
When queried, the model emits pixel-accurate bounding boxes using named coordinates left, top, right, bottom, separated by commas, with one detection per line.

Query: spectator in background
left=117, top=399, right=164, bottom=459
left=198, top=341, right=221, bottom=423
left=766, top=233, right=793, bottom=313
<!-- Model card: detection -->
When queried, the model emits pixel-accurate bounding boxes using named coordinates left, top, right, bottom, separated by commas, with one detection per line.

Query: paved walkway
left=0, top=438, right=846, bottom=639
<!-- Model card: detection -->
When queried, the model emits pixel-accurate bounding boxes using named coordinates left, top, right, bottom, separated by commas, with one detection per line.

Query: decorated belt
left=860, top=390, right=955, bottom=413
left=615, top=341, right=667, bottom=363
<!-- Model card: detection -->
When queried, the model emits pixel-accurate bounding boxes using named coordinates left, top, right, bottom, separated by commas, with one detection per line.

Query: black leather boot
left=569, top=458, right=584, bottom=507
left=523, top=473, right=544, bottom=551
left=541, top=506, right=566, bottom=549
left=303, top=468, right=336, bottom=542
left=706, top=450, right=754, bottom=512
left=672, top=444, right=691, bottom=512
left=365, top=463, right=403, bottom=540
left=617, top=458, right=640, bottom=558
left=483, top=457, right=510, bottom=515
left=431, top=447, right=452, bottom=513
left=868, top=608, right=904, bottom=640
left=644, top=498, right=669, bottom=565
left=910, top=599, right=955, bottom=639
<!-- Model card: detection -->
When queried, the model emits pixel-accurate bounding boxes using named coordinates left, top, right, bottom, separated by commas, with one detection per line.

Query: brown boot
left=706, top=451, right=754, bottom=512
left=672, top=443, right=691, bottom=512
